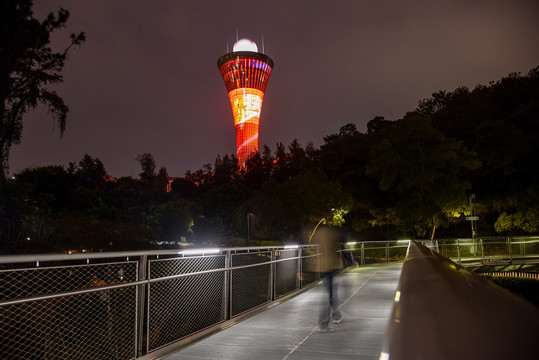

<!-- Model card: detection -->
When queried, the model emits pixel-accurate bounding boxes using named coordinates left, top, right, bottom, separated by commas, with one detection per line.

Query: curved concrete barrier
left=381, top=241, right=539, bottom=360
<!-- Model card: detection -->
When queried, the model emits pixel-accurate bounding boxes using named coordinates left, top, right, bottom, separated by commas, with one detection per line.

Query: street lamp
left=308, top=217, right=327, bottom=243
left=308, top=209, right=335, bottom=243
left=247, top=212, right=253, bottom=246
left=468, top=193, right=478, bottom=239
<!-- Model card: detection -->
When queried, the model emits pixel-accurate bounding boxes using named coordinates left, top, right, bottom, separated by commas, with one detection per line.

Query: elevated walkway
left=163, top=262, right=402, bottom=360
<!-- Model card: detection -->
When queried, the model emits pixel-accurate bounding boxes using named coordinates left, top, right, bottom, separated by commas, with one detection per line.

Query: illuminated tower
left=217, top=39, right=274, bottom=167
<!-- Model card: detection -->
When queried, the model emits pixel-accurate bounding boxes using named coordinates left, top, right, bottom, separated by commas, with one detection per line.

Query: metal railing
left=1, top=236, right=537, bottom=359
left=344, top=236, right=539, bottom=265
left=0, top=246, right=320, bottom=359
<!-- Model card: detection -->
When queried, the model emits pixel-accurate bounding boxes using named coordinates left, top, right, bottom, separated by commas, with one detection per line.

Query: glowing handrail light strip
left=178, top=248, right=220, bottom=256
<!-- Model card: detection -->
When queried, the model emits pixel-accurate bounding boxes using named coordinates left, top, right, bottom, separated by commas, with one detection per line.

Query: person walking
left=312, top=223, right=344, bottom=332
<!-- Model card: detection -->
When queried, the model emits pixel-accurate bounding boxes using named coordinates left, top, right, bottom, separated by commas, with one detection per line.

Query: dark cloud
left=9, top=0, right=539, bottom=177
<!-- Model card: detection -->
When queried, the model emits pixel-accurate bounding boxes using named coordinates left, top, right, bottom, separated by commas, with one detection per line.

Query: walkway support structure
left=381, top=241, right=539, bottom=360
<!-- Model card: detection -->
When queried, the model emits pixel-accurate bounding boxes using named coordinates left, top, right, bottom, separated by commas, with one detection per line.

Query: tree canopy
left=0, top=0, right=84, bottom=182
left=366, top=114, right=480, bottom=239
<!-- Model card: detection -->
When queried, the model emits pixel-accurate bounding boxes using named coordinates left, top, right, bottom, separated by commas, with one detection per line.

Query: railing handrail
left=0, top=245, right=318, bottom=265
left=1, top=235, right=537, bottom=265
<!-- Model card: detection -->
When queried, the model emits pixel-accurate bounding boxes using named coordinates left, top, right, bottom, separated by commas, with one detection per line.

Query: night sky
left=9, top=0, right=539, bottom=178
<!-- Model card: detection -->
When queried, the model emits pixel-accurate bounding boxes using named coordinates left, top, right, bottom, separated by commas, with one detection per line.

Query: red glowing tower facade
left=217, top=39, right=274, bottom=166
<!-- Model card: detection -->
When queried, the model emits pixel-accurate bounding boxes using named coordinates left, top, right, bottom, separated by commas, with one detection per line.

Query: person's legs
left=329, top=273, right=342, bottom=323
left=318, top=273, right=333, bottom=331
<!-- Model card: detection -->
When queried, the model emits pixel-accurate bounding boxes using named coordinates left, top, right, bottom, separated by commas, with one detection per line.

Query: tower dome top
left=233, top=39, right=258, bottom=53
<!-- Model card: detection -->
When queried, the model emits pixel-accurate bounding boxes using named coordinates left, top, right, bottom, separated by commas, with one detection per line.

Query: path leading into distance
left=164, top=262, right=402, bottom=360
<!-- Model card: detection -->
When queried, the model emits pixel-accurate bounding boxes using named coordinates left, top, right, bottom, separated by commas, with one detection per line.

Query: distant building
left=217, top=38, right=274, bottom=167
left=103, top=174, right=117, bottom=183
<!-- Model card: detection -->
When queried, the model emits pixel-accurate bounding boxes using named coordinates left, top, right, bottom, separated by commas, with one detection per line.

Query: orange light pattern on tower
left=217, top=41, right=274, bottom=167
left=229, top=88, right=264, bottom=163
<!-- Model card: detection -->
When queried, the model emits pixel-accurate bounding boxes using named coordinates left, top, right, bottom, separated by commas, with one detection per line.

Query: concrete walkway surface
left=163, top=262, right=402, bottom=360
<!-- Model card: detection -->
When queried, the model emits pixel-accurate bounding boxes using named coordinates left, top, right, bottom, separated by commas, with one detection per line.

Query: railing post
left=508, top=237, right=513, bottom=264
left=385, top=242, right=389, bottom=262
left=316, top=246, right=321, bottom=281
left=224, top=250, right=231, bottom=320
left=360, top=242, right=365, bottom=266
left=456, top=239, right=461, bottom=264
left=136, top=255, right=148, bottom=357
left=298, top=247, right=303, bottom=289
left=270, top=248, right=276, bottom=301
left=480, top=238, right=485, bottom=263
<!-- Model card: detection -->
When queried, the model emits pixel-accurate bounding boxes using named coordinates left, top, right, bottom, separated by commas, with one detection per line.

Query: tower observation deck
left=217, top=39, right=274, bottom=167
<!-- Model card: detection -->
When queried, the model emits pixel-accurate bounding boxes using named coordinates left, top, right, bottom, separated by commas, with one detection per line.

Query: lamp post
left=308, top=209, right=335, bottom=243
left=308, top=217, right=326, bottom=243
left=467, top=193, right=479, bottom=256
left=247, top=212, right=253, bottom=246
left=468, top=193, right=477, bottom=239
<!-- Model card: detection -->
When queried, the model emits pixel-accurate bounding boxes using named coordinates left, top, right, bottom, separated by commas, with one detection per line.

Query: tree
left=272, top=142, right=288, bottom=182
left=76, top=154, right=106, bottom=187
left=1, top=165, right=76, bottom=253
left=319, top=123, right=368, bottom=191
left=366, top=116, right=395, bottom=138
left=0, top=0, right=85, bottom=182
left=495, top=206, right=539, bottom=234
left=243, top=151, right=266, bottom=190
left=287, top=138, right=311, bottom=175
left=417, top=68, right=539, bottom=235
left=170, top=177, right=197, bottom=198
left=246, top=168, right=352, bottom=241
left=366, top=114, right=480, bottom=239
left=213, top=154, right=239, bottom=184
left=136, top=153, right=156, bottom=182
left=155, top=166, right=169, bottom=191
left=146, top=200, right=195, bottom=243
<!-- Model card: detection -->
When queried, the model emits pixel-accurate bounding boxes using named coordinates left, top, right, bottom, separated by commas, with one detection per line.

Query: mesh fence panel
left=0, top=246, right=328, bottom=358
left=0, top=261, right=137, bottom=302
left=522, top=238, right=539, bottom=255
left=0, top=262, right=137, bottom=360
left=300, top=247, right=319, bottom=288
left=230, top=252, right=272, bottom=316
left=438, top=241, right=460, bottom=258
left=482, top=238, right=509, bottom=260
left=148, top=255, right=224, bottom=278
left=275, top=249, right=299, bottom=298
left=364, top=243, right=388, bottom=264
left=147, top=256, right=226, bottom=352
